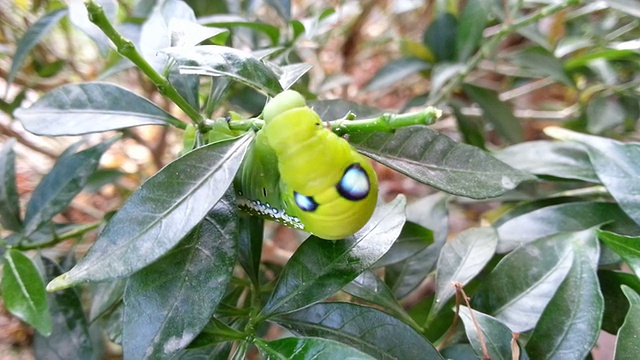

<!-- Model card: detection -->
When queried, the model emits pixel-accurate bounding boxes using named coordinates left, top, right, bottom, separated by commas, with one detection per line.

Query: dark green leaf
left=511, top=47, right=574, bottom=86
left=364, top=58, right=430, bottom=92
left=587, top=95, right=626, bottom=134
left=89, top=279, right=126, bottom=322
left=33, top=256, right=97, bottom=359
left=614, top=286, right=640, bottom=359
left=275, top=302, right=443, bottom=360
left=598, top=230, right=640, bottom=277
left=455, top=0, right=490, bottom=61
left=256, top=337, right=375, bottom=360
left=24, top=139, right=116, bottom=236
left=349, top=127, right=534, bottom=199
left=546, top=128, right=640, bottom=227
left=310, top=100, right=383, bottom=121
left=172, top=342, right=232, bottom=360
left=462, top=84, right=524, bottom=144
left=374, top=221, right=433, bottom=267
left=496, top=202, right=635, bottom=253
left=123, top=190, right=238, bottom=359
left=440, top=344, right=479, bottom=360
left=386, top=193, right=449, bottom=298
left=342, top=270, right=419, bottom=329
left=259, top=196, right=406, bottom=318
left=472, top=230, right=587, bottom=332
left=0, top=139, right=22, bottom=232
left=495, top=140, right=598, bottom=183
left=599, top=270, right=640, bottom=334
left=525, top=231, right=602, bottom=360
left=47, top=134, right=253, bottom=290
left=458, top=307, right=513, bottom=360
left=451, top=101, right=486, bottom=149
left=432, top=227, right=497, bottom=315
left=238, top=214, right=264, bottom=287
left=162, top=45, right=283, bottom=96
left=8, top=8, right=68, bottom=86
left=198, top=14, right=280, bottom=45
left=169, top=68, right=200, bottom=112
left=15, top=83, right=179, bottom=136
left=423, top=12, right=457, bottom=62
left=2, top=249, right=51, bottom=335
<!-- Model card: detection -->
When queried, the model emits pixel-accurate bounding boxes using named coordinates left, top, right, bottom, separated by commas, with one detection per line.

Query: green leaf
left=162, top=45, right=283, bottom=96
left=455, top=0, right=490, bottom=61
left=123, top=190, right=238, bottom=359
left=14, top=82, right=180, bottom=136
left=495, top=140, right=598, bottom=183
left=256, top=337, right=375, bottom=360
left=599, top=270, right=640, bottom=334
left=0, top=139, right=22, bottom=232
left=168, top=19, right=228, bottom=47
left=472, top=230, right=588, bottom=332
left=259, top=196, right=406, bottom=318
left=496, top=202, right=636, bottom=253
left=342, top=270, right=419, bottom=329
left=386, top=193, right=449, bottom=298
left=238, top=215, right=264, bottom=287
left=68, top=0, right=116, bottom=56
left=89, top=279, right=126, bottom=322
left=614, top=286, right=640, bottom=359
left=33, top=256, right=97, bottom=359
left=275, top=302, right=443, bottom=360
left=47, top=134, right=253, bottom=290
left=2, top=249, right=52, bottom=336
left=374, top=221, right=433, bottom=267
left=311, top=100, right=383, bottom=121
left=278, top=63, right=313, bottom=90
left=598, top=230, right=640, bottom=277
left=458, top=307, right=513, bottom=360
left=364, top=58, right=431, bottom=92
left=7, top=8, right=68, bottom=86
left=462, top=84, right=524, bottom=144
left=432, top=227, right=497, bottom=315
left=198, top=14, right=280, bottom=45
left=511, top=47, right=574, bottom=86
left=525, top=231, right=603, bottom=360
left=423, top=12, right=458, bottom=62
left=23, top=139, right=116, bottom=236
left=587, top=95, right=626, bottom=134
left=349, top=127, right=534, bottom=199
left=451, top=101, right=486, bottom=149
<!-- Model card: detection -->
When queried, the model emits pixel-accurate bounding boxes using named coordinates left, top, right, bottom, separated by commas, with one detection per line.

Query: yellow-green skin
left=238, top=90, right=378, bottom=240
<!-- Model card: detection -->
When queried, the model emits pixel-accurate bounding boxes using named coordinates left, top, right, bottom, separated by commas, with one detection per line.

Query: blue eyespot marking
left=294, top=192, right=319, bottom=212
left=336, top=163, right=370, bottom=201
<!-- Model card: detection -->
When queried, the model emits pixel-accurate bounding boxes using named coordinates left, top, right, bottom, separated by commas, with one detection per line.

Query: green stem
left=429, top=0, right=582, bottom=106
left=223, top=106, right=442, bottom=135
left=85, top=0, right=199, bottom=128
left=16, top=221, right=101, bottom=250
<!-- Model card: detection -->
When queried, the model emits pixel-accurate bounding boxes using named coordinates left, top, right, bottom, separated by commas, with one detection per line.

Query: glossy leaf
left=432, top=227, right=497, bottom=315
left=458, top=307, right=513, bottom=360
left=364, top=57, right=430, bottom=92
left=238, top=215, right=264, bottom=287
left=587, top=95, right=626, bottom=134
left=455, top=0, right=490, bottom=61
left=614, top=286, right=640, bottom=359
left=599, top=270, right=640, bottom=334
left=33, top=257, right=97, bottom=359
left=15, top=83, right=179, bottom=136
left=423, top=12, right=457, bottom=62
left=598, top=230, right=640, bottom=276
left=259, top=196, right=406, bottom=318
left=24, top=139, right=116, bottom=236
left=342, top=270, right=418, bottom=329
left=278, top=63, right=313, bottom=90
left=256, top=337, right=375, bottom=360
left=8, top=8, right=68, bottom=86
left=275, top=302, right=443, bottom=360
left=89, top=279, right=126, bottom=322
left=451, top=101, right=486, bottom=149
left=525, top=230, right=602, bottom=360
left=495, top=140, right=598, bottom=182
left=546, top=127, right=640, bottom=227
left=374, top=221, right=433, bottom=267
left=462, top=84, right=524, bottom=144
left=386, top=193, right=449, bottom=298
left=162, top=45, right=283, bottom=96
left=350, top=127, right=534, bottom=199
left=123, top=190, right=238, bottom=359
left=0, top=139, right=22, bottom=232
left=496, top=202, right=636, bottom=253
left=2, top=249, right=52, bottom=335
left=47, top=134, right=253, bottom=290
left=472, top=230, right=587, bottom=332
left=198, top=14, right=280, bottom=45
left=169, top=18, right=228, bottom=47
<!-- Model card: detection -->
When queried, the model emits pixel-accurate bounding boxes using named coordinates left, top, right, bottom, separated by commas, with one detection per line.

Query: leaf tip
left=46, top=273, right=72, bottom=292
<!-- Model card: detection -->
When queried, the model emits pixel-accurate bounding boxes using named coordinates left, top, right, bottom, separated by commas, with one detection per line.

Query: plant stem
left=223, top=106, right=442, bottom=135
left=17, top=221, right=102, bottom=250
left=84, top=0, right=199, bottom=128
left=429, top=0, right=582, bottom=106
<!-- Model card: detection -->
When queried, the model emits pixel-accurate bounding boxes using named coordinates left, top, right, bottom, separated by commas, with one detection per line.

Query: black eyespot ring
left=336, top=163, right=370, bottom=201
left=294, top=192, right=319, bottom=212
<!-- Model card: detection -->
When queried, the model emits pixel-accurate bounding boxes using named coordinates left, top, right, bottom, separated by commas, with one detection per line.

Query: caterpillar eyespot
left=235, top=90, right=378, bottom=240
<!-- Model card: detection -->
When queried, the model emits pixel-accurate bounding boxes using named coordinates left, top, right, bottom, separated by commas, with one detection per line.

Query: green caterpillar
left=235, top=90, right=378, bottom=240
